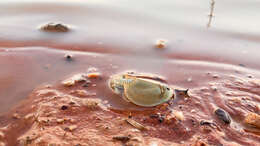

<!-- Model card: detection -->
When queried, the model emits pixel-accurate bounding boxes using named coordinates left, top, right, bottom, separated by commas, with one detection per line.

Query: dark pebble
left=61, top=105, right=68, bottom=110
left=65, top=54, right=73, bottom=61
left=214, top=108, right=231, bottom=124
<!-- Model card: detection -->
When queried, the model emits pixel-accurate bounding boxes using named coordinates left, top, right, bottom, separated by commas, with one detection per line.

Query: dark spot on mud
left=112, top=136, right=130, bottom=142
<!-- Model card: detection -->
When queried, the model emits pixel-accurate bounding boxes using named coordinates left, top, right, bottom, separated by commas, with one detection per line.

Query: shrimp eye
left=166, top=87, right=170, bottom=90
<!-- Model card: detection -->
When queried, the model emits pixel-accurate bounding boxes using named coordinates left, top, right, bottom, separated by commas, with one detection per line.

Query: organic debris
left=125, top=118, right=147, bottom=131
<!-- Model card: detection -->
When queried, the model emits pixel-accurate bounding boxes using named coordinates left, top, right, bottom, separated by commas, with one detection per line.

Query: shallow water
left=0, top=0, right=260, bottom=113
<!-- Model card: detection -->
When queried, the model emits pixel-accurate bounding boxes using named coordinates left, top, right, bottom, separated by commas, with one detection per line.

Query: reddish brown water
left=0, top=0, right=260, bottom=145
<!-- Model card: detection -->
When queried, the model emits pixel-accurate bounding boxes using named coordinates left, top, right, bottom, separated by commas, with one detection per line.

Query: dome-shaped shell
left=108, top=73, right=174, bottom=107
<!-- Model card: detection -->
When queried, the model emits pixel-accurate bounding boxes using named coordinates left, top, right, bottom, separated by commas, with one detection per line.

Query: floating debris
left=125, top=118, right=147, bottom=131
left=244, top=113, right=260, bottom=128
left=156, top=39, right=167, bottom=49
left=214, top=108, right=231, bottom=124
left=40, top=22, right=70, bottom=32
left=112, top=136, right=130, bottom=142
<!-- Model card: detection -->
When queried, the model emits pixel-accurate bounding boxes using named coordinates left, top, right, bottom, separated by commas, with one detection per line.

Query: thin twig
left=207, top=0, right=215, bottom=28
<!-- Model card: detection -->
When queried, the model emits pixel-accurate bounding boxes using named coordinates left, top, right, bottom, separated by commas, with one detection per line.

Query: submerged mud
left=0, top=56, right=259, bottom=145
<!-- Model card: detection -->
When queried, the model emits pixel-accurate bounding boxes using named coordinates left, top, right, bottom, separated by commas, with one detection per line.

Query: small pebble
left=62, top=74, right=86, bottom=86
left=172, top=111, right=185, bottom=121
left=40, top=22, right=70, bottom=32
left=87, top=67, right=98, bottom=72
left=212, top=74, right=219, bottom=78
left=187, top=77, right=192, bottom=82
left=214, top=108, right=231, bottom=124
left=12, top=113, right=20, bottom=119
left=65, top=125, right=77, bottom=131
left=244, top=113, right=260, bottom=128
left=190, top=109, right=196, bottom=113
left=62, top=80, right=75, bottom=86
left=56, top=119, right=65, bottom=123
left=211, top=86, right=217, bottom=91
left=238, top=64, right=246, bottom=67
left=65, top=54, right=73, bottom=61
left=61, top=105, right=68, bottom=110
left=156, top=39, right=167, bottom=49
left=87, top=72, right=101, bottom=79
left=82, top=98, right=100, bottom=109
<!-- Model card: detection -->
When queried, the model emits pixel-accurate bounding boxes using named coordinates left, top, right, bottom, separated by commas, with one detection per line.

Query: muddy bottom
left=0, top=47, right=259, bottom=146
